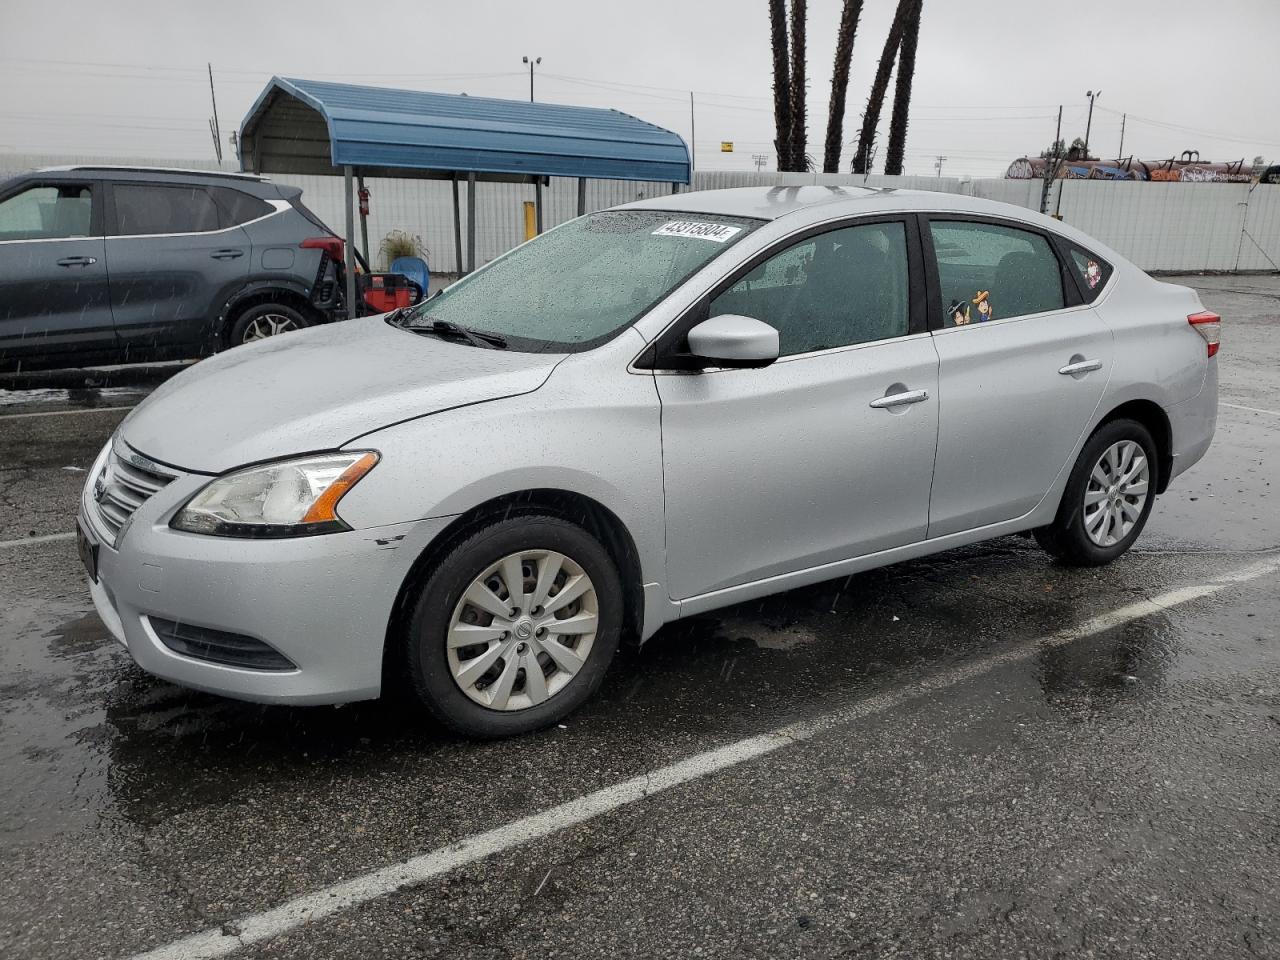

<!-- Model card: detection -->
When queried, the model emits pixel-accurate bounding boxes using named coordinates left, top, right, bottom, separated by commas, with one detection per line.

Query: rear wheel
left=403, top=515, right=622, bottom=738
left=1034, top=418, right=1157, bottom=566
left=228, top=302, right=310, bottom=346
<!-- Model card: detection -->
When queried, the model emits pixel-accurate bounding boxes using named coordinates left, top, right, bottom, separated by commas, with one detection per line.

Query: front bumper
left=81, top=460, right=455, bottom=705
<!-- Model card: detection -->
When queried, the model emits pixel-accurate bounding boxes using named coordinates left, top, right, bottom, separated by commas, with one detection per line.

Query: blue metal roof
left=239, top=77, right=690, bottom=183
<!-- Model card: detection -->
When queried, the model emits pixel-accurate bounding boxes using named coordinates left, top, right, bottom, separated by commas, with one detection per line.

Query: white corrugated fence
left=3, top=153, right=1277, bottom=273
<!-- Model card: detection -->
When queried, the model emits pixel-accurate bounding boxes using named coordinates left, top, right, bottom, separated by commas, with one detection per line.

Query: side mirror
left=685, top=314, right=779, bottom=369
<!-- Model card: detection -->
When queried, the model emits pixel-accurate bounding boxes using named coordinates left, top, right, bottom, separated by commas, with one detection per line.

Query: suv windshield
left=403, top=209, right=761, bottom=351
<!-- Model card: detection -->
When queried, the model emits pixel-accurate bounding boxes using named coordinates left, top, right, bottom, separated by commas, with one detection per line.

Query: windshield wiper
left=412, top=317, right=507, bottom=349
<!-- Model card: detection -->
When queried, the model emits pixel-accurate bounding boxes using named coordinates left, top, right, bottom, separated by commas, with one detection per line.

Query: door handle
left=56, top=256, right=97, bottom=267
left=211, top=249, right=245, bottom=260
left=869, top=389, right=929, bottom=409
left=1058, top=358, right=1103, bottom=376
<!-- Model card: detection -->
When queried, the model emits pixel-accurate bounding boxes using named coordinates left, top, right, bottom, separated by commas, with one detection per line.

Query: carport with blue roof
left=237, top=77, right=692, bottom=312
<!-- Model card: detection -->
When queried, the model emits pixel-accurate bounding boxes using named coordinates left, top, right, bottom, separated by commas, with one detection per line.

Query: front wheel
left=1034, top=418, right=1157, bottom=566
left=403, top=515, right=622, bottom=738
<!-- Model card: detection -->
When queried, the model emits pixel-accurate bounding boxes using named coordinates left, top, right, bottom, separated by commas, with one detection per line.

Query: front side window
left=403, top=210, right=760, bottom=351
left=929, top=220, right=1064, bottom=327
left=0, top=183, right=93, bottom=240
left=709, top=220, right=910, bottom=356
left=113, top=184, right=221, bottom=236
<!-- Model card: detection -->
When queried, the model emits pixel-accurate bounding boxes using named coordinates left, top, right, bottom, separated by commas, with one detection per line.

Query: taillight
left=300, top=236, right=344, bottom=261
left=1188, top=311, right=1221, bottom=357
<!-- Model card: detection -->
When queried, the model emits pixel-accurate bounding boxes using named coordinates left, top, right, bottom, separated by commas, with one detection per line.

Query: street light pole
left=1084, top=89, right=1101, bottom=159
left=522, top=55, right=541, bottom=103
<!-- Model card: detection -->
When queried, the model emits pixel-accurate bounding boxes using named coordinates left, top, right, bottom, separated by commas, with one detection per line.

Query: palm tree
left=823, top=0, right=865, bottom=173
left=787, top=0, right=807, bottom=173
left=768, top=0, right=793, bottom=171
left=851, top=0, right=913, bottom=175
left=884, top=0, right=922, bottom=176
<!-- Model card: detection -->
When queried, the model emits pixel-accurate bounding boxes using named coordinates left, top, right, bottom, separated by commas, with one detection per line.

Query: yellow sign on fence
left=720, top=142, right=734, bottom=152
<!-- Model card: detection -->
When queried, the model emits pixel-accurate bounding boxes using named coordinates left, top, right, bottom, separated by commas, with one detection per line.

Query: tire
left=1034, top=418, right=1158, bottom=566
left=228, top=302, right=311, bottom=346
left=402, top=515, right=623, bottom=738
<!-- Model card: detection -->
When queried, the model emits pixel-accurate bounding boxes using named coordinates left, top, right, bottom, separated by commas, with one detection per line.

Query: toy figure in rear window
left=947, top=298, right=971, bottom=326
left=973, top=290, right=992, bottom=322
left=1085, top=260, right=1101, bottom=289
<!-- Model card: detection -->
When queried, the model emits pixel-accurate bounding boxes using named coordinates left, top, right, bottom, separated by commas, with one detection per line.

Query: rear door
left=104, top=180, right=251, bottom=359
left=0, top=178, right=116, bottom=366
left=923, top=215, right=1113, bottom=538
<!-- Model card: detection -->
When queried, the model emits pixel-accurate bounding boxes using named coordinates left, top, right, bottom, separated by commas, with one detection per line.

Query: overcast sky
left=2, top=0, right=1278, bottom=178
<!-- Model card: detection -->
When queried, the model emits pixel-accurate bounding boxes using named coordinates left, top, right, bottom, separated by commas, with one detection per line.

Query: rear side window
left=0, top=183, right=93, bottom=240
left=929, top=220, right=1064, bottom=326
left=113, top=184, right=220, bottom=235
left=209, top=187, right=273, bottom=227
left=1067, top=246, right=1112, bottom=301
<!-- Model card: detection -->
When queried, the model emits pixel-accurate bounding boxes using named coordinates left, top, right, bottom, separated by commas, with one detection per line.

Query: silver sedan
left=78, top=186, right=1219, bottom=737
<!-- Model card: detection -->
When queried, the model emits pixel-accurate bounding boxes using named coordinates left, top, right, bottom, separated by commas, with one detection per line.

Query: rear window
left=1067, top=246, right=1113, bottom=301
left=113, top=183, right=220, bottom=235
left=210, top=187, right=273, bottom=227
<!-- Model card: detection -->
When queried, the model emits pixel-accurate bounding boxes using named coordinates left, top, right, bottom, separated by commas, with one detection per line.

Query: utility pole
left=1084, top=89, right=1101, bottom=159
left=1041, top=105, right=1063, bottom=215
left=752, top=153, right=768, bottom=171
left=689, top=92, right=696, bottom=175
left=207, top=62, right=222, bottom=165
left=522, top=56, right=541, bottom=103
left=934, top=155, right=947, bottom=177
left=1118, top=112, right=1126, bottom=158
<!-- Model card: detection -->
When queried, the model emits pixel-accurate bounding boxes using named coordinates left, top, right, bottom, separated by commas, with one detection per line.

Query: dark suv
left=0, top=166, right=352, bottom=372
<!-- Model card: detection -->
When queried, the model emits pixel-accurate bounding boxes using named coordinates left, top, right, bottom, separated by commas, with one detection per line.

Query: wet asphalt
left=1, top=274, right=1277, bottom=960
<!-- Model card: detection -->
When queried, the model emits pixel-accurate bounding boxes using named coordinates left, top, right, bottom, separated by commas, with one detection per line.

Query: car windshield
left=402, top=209, right=761, bottom=351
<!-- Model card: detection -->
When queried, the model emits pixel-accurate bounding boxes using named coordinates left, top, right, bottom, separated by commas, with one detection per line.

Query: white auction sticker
left=651, top=221, right=743, bottom=243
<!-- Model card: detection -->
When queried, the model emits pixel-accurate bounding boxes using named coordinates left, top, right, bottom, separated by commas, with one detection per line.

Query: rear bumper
left=1167, top=359, right=1218, bottom=483
left=82, top=476, right=454, bottom=704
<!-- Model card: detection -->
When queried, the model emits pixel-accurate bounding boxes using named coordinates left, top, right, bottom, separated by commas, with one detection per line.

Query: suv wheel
left=402, top=515, right=623, bottom=738
left=1034, top=418, right=1157, bottom=566
left=229, top=302, right=310, bottom=346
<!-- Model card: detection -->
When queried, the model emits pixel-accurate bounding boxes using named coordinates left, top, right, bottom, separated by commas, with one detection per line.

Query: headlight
left=171, top=451, right=379, bottom=538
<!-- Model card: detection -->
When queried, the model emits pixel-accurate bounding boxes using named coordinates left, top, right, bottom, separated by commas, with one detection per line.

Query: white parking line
left=126, top=553, right=1280, bottom=960
left=0, top=531, right=76, bottom=549
left=0, top=405, right=135, bottom=420
left=1221, top=401, right=1280, bottom=418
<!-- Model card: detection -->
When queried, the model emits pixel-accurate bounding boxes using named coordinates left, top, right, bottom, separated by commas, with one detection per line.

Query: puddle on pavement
left=1, top=541, right=1274, bottom=846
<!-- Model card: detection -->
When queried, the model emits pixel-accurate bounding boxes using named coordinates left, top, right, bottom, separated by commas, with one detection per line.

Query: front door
left=924, top=216, right=1114, bottom=538
left=656, top=218, right=939, bottom=601
left=104, top=180, right=251, bottom=359
left=0, top=179, right=116, bottom=366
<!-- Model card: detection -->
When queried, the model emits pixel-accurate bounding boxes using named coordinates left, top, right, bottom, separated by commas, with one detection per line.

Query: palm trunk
left=850, top=0, right=912, bottom=174
left=884, top=0, right=922, bottom=176
left=786, top=0, right=807, bottom=171
left=823, top=0, right=865, bottom=173
left=769, top=0, right=792, bottom=171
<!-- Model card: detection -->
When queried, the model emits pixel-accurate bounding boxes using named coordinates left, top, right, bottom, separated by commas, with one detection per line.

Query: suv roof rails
left=37, top=165, right=269, bottom=181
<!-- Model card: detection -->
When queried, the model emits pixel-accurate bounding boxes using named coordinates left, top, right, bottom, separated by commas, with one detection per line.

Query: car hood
left=118, top=316, right=564, bottom=474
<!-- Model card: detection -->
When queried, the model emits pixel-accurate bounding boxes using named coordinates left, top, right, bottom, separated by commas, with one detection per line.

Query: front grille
left=91, top=444, right=177, bottom=546
left=147, top=617, right=297, bottom=671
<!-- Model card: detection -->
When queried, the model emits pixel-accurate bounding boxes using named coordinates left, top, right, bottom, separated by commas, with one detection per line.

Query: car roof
left=618, top=184, right=1053, bottom=225
left=37, top=165, right=268, bottom=182
left=19, top=165, right=284, bottom=199
left=617, top=185, right=1126, bottom=263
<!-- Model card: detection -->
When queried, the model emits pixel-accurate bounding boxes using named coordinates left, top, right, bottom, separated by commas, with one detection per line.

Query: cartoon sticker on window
left=972, top=290, right=992, bottom=322
left=1085, top=260, right=1101, bottom=289
left=947, top=298, right=971, bottom=325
